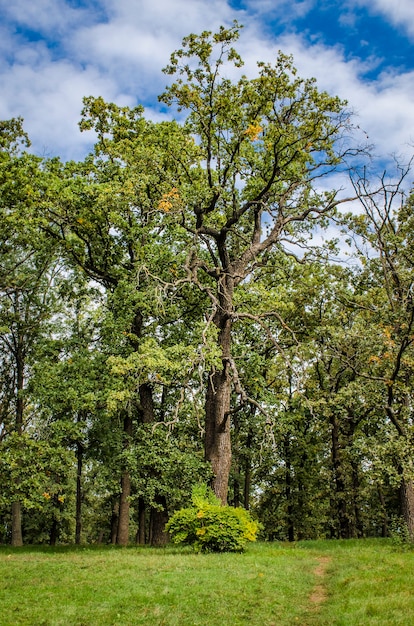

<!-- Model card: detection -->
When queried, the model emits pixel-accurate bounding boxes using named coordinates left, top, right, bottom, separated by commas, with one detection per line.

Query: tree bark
left=110, top=499, right=119, bottom=544
left=49, top=518, right=59, bottom=546
left=11, top=340, right=24, bottom=547
left=150, top=495, right=169, bottom=546
left=136, top=497, right=146, bottom=545
left=138, top=382, right=169, bottom=545
left=284, top=436, right=295, bottom=542
left=204, top=273, right=233, bottom=505
left=11, top=501, right=23, bottom=547
left=330, top=414, right=349, bottom=538
left=243, top=429, right=253, bottom=510
left=400, top=477, right=414, bottom=538
left=117, top=471, right=131, bottom=545
left=205, top=359, right=232, bottom=505
left=233, top=471, right=241, bottom=508
left=116, top=413, right=133, bottom=546
left=377, top=484, right=388, bottom=538
left=75, top=440, right=83, bottom=545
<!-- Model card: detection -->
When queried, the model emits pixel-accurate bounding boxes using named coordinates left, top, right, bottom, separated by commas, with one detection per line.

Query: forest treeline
left=1, top=24, right=414, bottom=546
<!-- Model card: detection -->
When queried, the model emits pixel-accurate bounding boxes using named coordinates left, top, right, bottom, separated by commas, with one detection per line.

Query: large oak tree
left=159, top=24, right=360, bottom=502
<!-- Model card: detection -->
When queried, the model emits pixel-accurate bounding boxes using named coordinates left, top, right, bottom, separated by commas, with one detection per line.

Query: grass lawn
left=0, top=539, right=413, bottom=625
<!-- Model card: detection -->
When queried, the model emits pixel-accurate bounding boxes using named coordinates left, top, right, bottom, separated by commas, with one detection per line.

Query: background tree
left=37, top=99, right=209, bottom=544
left=341, top=166, right=414, bottom=535
left=0, top=120, right=67, bottom=545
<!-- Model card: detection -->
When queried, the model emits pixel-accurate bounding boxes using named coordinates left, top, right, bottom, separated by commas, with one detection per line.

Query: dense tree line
left=1, top=25, right=413, bottom=546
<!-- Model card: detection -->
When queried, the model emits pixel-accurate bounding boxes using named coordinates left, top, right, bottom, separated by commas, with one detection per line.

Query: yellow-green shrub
left=166, top=485, right=260, bottom=552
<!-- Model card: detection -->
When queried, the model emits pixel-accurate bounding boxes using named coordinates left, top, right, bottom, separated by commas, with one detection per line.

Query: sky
left=0, top=0, right=413, bottom=172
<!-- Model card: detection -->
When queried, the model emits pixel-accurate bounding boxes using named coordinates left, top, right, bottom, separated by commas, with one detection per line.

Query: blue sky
left=0, top=0, right=413, bottom=166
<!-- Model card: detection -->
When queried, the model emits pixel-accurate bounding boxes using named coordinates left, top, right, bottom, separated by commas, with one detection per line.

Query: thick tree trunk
left=150, top=495, right=169, bottom=546
left=202, top=267, right=235, bottom=506
left=205, top=363, right=232, bottom=504
left=11, top=501, right=23, bottom=546
left=140, top=383, right=156, bottom=423
left=117, top=471, right=131, bottom=545
left=400, top=477, right=414, bottom=538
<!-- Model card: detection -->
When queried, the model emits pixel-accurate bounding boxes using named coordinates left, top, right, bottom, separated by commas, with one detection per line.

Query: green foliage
left=166, top=484, right=259, bottom=552
left=1, top=27, right=413, bottom=548
left=0, top=433, right=72, bottom=509
left=388, top=516, right=414, bottom=550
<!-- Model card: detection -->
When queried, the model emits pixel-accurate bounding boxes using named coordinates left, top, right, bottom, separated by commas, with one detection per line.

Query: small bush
left=166, top=484, right=260, bottom=552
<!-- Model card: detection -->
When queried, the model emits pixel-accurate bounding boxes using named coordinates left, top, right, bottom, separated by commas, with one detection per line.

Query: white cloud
left=70, top=0, right=238, bottom=99
left=349, top=0, right=414, bottom=38
left=0, top=58, right=125, bottom=160
left=0, top=0, right=413, bottom=172
left=0, top=0, right=98, bottom=35
left=0, top=0, right=245, bottom=158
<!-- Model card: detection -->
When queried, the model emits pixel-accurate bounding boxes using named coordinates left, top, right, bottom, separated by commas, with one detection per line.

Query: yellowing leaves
left=158, top=187, right=180, bottom=212
left=243, top=122, right=263, bottom=141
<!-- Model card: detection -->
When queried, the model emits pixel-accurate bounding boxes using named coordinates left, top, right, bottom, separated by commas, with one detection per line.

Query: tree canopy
left=1, top=24, right=413, bottom=546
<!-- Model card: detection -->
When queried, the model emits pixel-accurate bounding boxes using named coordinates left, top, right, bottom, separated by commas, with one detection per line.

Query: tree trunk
left=11, top=501, right=23, bottom=546
left=377, top=484, right=388, bottom=538
left=400, top=477, right=414, bottom=538
left=284, top=436, right=295, bottom=542
left=351, top=462, right=363, bottom=538
left=49, top=518, right=59, bottom=546
left=110, top=499, right=119, bottom=544
left=150, top=495, right=169, bottom=546
left=243, top=429, right=253, bottom=510
left=136, top=497, right=146, bottom=545
left=204, top=268, right=235, bottom=505
left=140, top=383, right=156, bottom=423
left=138, top=382, right=169, bottom=544
left=330, top=414, right=349, bottom=538
left=117, top=413, right=133, bottom=545
left=205, top=363, right=232, bottom=504
left=11, top=342, right=25, bottom=546
left=233, top=471, right=241, bottom=508
left=75, top=441, right=83, bottom=545
left=117, top=470, right=131, bottom=545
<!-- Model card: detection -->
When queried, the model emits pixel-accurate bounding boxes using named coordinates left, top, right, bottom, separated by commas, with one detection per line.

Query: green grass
left=300, top=539, right=414, bottom=625
left=0, top=539, right=413, bottom=625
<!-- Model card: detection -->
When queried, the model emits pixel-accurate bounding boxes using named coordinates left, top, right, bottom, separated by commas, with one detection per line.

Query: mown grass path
left=308, top=556, right=331, bottom=608
left=300, top=539, right=414, bottom=625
